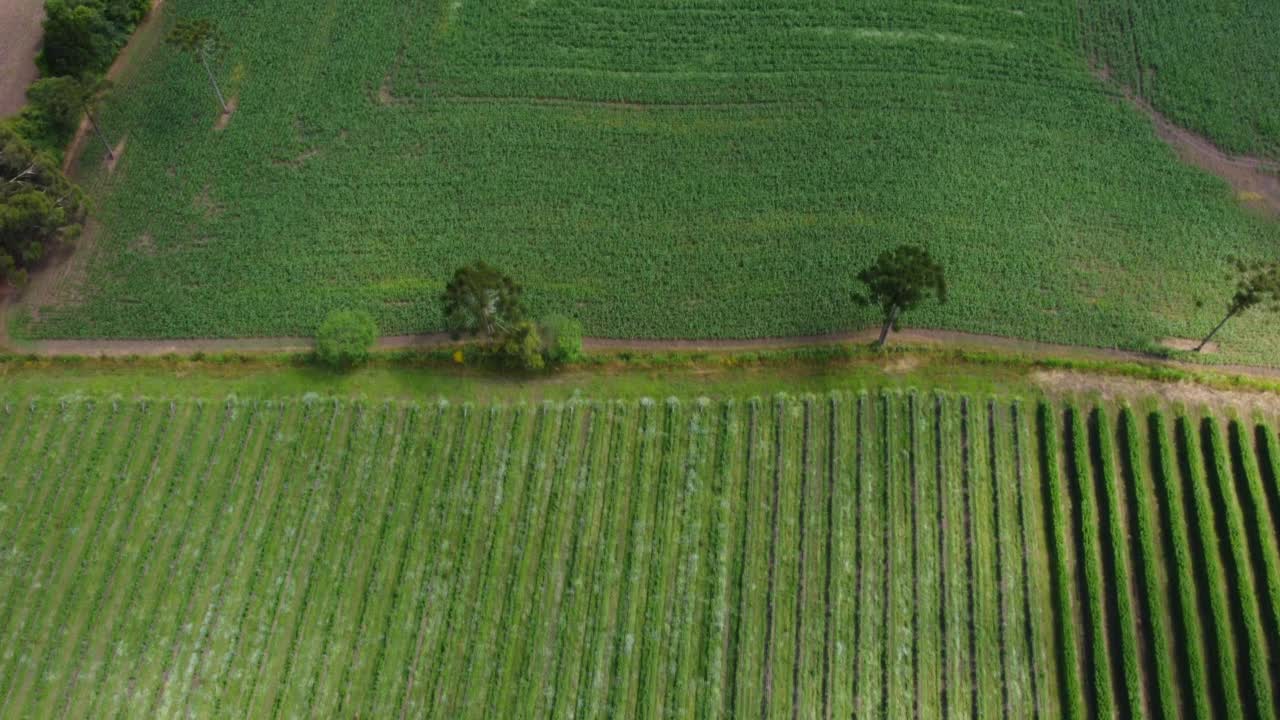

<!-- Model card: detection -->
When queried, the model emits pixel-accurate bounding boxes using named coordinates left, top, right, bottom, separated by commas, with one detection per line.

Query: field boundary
left=5, top=320, right=1280, bottom=380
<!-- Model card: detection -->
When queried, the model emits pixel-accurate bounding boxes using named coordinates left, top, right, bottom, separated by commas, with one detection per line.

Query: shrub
left=494, top=320, right=544, bottom=371
left=0, top=126, right=85, bottom=287
left=539, top=313, right=582, bottom=365
left=315, top=310, right=377, bottom=369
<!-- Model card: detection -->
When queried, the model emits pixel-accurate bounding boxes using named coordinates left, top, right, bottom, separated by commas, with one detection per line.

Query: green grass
left=23, top=0, right=1280, bottom=365
left=3, top=382, right=1280, bottom=716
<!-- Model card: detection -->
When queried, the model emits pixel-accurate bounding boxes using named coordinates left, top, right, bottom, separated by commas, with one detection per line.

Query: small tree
left=316, top=309, right=378, bottom=368
left=540, top=313, right=582, bottom=365
left=855, top=244, right=947, bottom=347
left=441, top=261, right=524, bottom=339
left=167, top=19, right=230, bottom=114
left=1196, top=260, right=1280, bottom=351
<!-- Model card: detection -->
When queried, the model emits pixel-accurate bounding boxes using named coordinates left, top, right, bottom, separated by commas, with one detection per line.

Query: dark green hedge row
left=1065, top=405, right=1116, bottom=719
left=1092, top=409, right=1146, bottom=718
left=1119, top=407, right=1205, bottom=720
left=1174, top=416, right=1246, bottom=720
left=1201, top=419, right=1276, bottom=718
left=1036, top=402, right=1084, bottom=720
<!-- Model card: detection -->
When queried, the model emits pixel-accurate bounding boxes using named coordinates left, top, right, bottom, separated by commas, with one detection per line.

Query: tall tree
left=1196, top=259, right=1280, bottom=351
left=855, top=244, right=947, bottom=347
left=441, top=261, right=525, bottom=339
left=0, top=127, right=85, bottom=287
left=167, top=18, right=230, bottom=114
left=26, top=75, right=114, bottom=158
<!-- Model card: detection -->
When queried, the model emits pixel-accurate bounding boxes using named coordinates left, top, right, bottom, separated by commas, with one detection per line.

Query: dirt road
left=0, top=0, right=43, bottom=117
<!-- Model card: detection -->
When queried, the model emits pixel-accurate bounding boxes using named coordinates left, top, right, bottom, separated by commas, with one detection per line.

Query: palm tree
left=167, top=19, right=230, bottom=114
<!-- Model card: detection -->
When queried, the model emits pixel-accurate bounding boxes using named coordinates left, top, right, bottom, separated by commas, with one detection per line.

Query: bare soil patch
left=1031, top=370, right=1280, bottom=416
left=105, top=136, right=128, bottom=174
left=1160, top=337, right=1216, bottom=354
left=1126, top=95, right=1280, bottom=218
left=213, top=97, right=238, bottom=131
left=0, top=0, right=44, bottom=118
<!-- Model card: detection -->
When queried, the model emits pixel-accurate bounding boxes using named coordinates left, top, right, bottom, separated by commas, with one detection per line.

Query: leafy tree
left=0, top=126, right=85, bottom=287
left=25, top=75, right=113, bottom=155
left=40, top=0, right=112, bottom=77
left=440, top=261, right=524, bottom=339
left=1196, top=260, right=1280, bottom=351
left=167, top=18, right=230, bottom=114
left=855, top=244, right=947, bottom=347
left=540, top=313, right=583, bottom=365
left=315, top=309, right=378, bottom=368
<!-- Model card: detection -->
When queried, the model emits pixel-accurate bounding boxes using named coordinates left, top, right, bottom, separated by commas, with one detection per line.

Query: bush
left=494, top=320, right=544, bottom=371
left=40, top=0, right=112, bottom=77
left=539, top=313, right=582, bottom=365
left=315, top=310, right=377, bottom=369
left=0, top=126, right=85, bottom=287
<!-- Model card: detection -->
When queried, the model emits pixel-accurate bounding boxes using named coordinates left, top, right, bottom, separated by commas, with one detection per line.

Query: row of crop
left=439, top=406, right=539, bottom=720
left=595, top=400, right=660, bottom=719
left=0, top=400, right=106, bottom=704
left=303, top=405, right=418, bottom=718
left=407, top=406, right=511, bottom=717
left=16, top=399, right=159, bottom=717
left=850, top=391, right=886, bottom=717
left=265, top=403, right=383, bottom=718
left=912, top=393, right=942, bottom=720
left=329, top=404, right=437, bottom=716
left=287, top=403, right=397, bottom=718
left=499, top=404, right=591, bottom=717
left=827, top=393, right=862, bottom=720
left=1199, top=418, right=1276, bottom=718
left=0, top=398, right=122, bottom=712
left=939, top=394, right=975, bottom=720
left=964, top=399, right=1003, bottom=719
left=366, top=403, right=488, bottom=719
left=129, top=401, right=260, bottom=719
left=544, top=403, right=622, bottom=720
left=884, top=393, right=914, bottom=719
left=190, top=400, right=326, bottom=717
left=0, top=399, right=92, bottom=659
left=565, top=403, right=637, bottom=720
left=697, top=399, right=740, bottom=720
left=663, top=401, right=719, bottom=719
left=255, top=403, right=372, bottom=720
left=729, top=397, right=771, bottom=718
left=1173, top=415, right=1246, bottom=720
left=111, top=400, right=251, bottom=717
left=49, top=400, right=169, bottom=716
left=167, top=401, right=294, bottom=719
left=347, top=403, right=465, bottom=718
left=86, top=401, right=208, bottom=718
left=1114, top=407, right=1185, bottom=720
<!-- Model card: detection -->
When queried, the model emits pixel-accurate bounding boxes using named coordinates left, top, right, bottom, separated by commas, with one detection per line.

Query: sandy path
left=0, top=0, right=43, bottom=117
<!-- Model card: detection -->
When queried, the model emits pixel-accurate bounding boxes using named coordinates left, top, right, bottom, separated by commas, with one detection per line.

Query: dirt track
left=0, top=0, right=43, bottom=117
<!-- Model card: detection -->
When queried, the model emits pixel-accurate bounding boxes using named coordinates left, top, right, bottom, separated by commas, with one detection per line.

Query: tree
left=26, top=75, right=114, bottom=156
left=441, top=261, right=524, bottom=339
left=1196, top=260, right=1280, bottom=351
left=315, top=309, right=378, bottom=368
left=855, top=244, right=947, bottom=347
left=167, top=18, right=230, bottom=114
left=40, top=0, right=112, bottom=78
left=0, top=126, right=85, bottom=287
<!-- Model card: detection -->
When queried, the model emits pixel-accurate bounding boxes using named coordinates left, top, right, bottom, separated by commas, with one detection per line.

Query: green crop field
left=19, top=0, right=1280, bottom=363
left=1079, top=0, right=1280, bottom=159
left=2, top=387, right=1279, bottom=717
